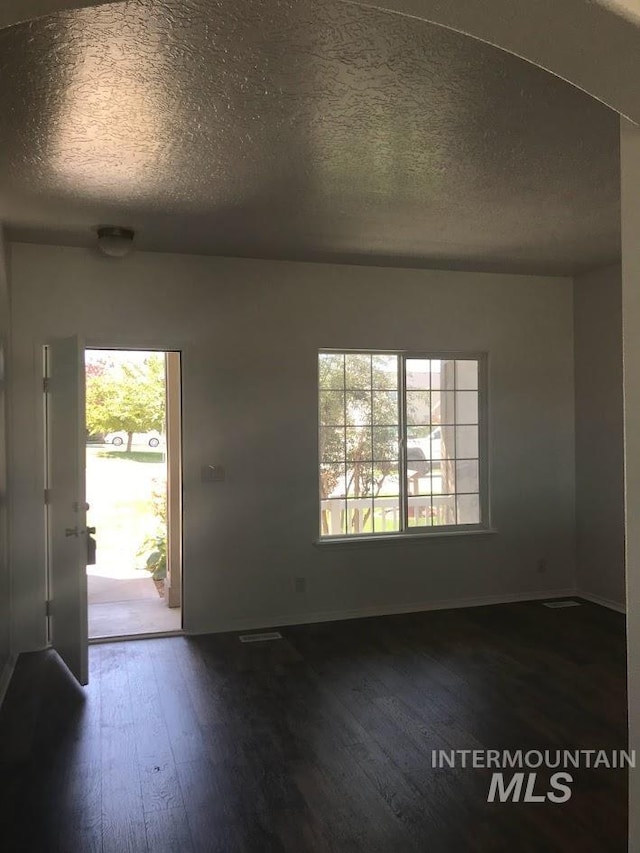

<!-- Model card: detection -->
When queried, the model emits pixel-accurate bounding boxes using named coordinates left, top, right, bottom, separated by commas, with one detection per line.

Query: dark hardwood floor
left=0, top=600, right=628, bottom=852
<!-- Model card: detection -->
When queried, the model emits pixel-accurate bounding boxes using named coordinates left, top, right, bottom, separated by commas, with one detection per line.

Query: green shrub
left=138, top=477, right=168, bottom=580
left=139, top=532, right=167, bottom=580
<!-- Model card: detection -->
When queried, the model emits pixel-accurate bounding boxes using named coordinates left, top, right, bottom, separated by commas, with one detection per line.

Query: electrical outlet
left=536, top=558, right=548, bottom=574
left=295, top=576, right=306, bottom=594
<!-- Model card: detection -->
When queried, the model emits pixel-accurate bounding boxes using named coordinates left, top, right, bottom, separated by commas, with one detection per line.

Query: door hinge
left=44, top=488, right=51, bottom=505
left=45, top=600, right=52, bottom=617
left=43, top=377, right=50, bottom=393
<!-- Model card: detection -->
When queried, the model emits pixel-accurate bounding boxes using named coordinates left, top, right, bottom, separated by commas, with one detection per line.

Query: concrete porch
left=87, top=570, right=181, bottom=639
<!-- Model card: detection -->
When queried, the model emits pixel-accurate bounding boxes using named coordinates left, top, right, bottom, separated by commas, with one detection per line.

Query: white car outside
left=105, top=430, right=165, bottom=448
left=406, top=426, right=442, bottom=463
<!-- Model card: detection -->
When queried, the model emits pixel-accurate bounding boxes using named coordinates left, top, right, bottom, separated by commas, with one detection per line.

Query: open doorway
left=85, top=349, right=182, bottom=639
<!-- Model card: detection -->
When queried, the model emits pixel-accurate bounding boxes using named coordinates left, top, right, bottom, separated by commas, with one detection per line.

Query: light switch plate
left=201, top=464, right=225, bottom=482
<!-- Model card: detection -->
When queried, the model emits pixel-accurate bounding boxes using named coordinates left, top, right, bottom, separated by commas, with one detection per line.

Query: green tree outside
left=86, top=354, right=166, bottom=452
left=319, top=352, right=400, bottom=534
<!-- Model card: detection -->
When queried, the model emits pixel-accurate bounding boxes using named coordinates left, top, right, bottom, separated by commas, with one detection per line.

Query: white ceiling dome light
left=96, top=226, right=135, bottom=258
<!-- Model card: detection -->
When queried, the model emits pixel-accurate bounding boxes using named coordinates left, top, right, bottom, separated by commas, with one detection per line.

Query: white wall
left=574, top=264, right=626, bottom=610
left=8, top=243, right=576, bottom=651
left=0, top=230, right=10, bottom=680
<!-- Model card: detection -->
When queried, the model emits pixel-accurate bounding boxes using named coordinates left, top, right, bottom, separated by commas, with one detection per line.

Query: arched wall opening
left=0, top=1, right=638, bottom=849
left=2, top=0, right=640, bottom=123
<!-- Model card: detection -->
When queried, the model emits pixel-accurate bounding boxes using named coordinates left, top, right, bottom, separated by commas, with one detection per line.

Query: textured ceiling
left=0, top=0, right=621, bottom=273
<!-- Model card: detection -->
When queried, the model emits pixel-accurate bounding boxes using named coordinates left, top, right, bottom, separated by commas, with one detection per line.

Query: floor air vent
left=543, top=600, right=582, bottom=609
left=239, top=631, right=283, bottom=643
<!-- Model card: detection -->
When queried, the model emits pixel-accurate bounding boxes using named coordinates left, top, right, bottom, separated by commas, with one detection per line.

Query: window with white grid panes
left=319, top=352, right=485, bottom=538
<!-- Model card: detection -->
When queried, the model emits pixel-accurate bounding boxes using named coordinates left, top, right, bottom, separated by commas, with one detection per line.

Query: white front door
left=46, top=336, right=88, bottom=685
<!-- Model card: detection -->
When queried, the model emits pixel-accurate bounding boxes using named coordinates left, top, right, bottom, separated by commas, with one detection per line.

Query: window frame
left=317, top=349, right=490, bottom=541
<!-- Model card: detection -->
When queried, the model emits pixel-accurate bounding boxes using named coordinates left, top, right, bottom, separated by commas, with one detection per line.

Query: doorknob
left=65, top=526, right=94, bottom=537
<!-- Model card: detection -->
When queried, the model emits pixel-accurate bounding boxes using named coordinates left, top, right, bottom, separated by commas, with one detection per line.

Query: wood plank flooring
left=0, top=600, right=628, bottom=852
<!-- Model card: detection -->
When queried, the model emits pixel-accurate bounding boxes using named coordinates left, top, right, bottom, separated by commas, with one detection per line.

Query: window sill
left=314, top=528, right=498, bottom=547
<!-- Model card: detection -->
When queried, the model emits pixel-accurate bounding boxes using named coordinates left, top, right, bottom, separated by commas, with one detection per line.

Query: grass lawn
left=86, top=445, right=167, bottom=580
left=96, top=450, right=166, bottom=464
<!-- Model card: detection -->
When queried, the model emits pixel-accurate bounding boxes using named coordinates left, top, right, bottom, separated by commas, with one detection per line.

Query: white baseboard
left=187, top=588, right=579, bottom=636
left=576, top=590, right=626, bottom=614
left=0, top=652, right=17, bottom=709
